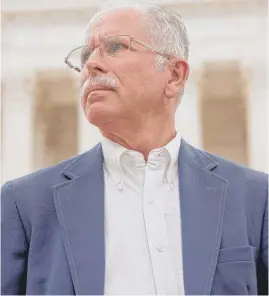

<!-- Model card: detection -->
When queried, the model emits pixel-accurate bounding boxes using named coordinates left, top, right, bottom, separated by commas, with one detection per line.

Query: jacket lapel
left=178, top=140, right=228, bottom=295
left=53, top=139, right=228, bottom=295
left=53, top=143, right=105, bottom=295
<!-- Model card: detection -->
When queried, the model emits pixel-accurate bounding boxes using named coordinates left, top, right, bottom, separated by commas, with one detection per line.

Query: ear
left=164, top=59, right=189, bottom=98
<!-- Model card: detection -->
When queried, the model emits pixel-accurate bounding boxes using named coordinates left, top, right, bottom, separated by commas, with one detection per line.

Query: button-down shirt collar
left=101, top=132, right=181, bottom=191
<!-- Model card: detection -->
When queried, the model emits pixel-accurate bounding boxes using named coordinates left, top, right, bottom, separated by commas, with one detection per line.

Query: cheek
left=120, top=62, right=152, bottom=93
left=111, top=58, right=163, bottom=109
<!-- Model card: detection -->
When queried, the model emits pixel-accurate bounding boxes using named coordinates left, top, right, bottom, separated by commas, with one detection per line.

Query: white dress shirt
left=101, top=132, right=184, bottom=295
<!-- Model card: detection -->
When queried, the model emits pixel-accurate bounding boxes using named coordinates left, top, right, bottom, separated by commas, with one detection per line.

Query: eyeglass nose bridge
left=89, top=42, right=105, bottom=59
left=80, top=42, right=107, bottom=71
left=81, top=43, right=112, bottom=75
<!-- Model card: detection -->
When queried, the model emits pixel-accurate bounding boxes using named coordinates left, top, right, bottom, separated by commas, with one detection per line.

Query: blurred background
left=1, top=0, right=268, bottom=184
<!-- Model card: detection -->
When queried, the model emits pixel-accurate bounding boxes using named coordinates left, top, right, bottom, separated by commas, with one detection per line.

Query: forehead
left=85, top=8, right=149, bottom=43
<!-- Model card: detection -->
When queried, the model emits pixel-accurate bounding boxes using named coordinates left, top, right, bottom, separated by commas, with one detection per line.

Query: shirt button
left=157, top=245, right=163, bottom=252
left=148, top=199, right=154, bottom=205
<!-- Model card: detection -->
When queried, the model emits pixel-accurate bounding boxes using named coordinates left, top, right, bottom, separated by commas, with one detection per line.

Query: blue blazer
left=1, top=140, right=268, bottom=295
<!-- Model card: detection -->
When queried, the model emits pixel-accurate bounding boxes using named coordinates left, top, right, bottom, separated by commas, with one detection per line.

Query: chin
left=86, top=103, right=113, bottom=127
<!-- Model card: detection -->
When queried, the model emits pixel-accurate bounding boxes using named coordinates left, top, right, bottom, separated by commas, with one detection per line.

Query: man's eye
left=106, top=42, right=127, bottom=54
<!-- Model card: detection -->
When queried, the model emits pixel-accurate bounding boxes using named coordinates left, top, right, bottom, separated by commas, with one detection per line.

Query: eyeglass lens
left=69, top=36, right=131, bottom=69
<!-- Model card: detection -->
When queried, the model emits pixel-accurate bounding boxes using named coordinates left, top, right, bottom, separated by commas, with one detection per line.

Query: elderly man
left=1, top=1, right=268, bottom=295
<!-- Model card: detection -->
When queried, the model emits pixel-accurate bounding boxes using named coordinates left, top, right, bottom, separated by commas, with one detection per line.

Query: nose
left=82, top=45, right=108, bottom=78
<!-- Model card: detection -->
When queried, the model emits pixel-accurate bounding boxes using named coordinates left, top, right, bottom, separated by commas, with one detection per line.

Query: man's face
left=80, top=9, right=170, bottom=133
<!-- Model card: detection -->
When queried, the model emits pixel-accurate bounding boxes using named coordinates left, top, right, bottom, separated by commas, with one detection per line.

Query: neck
left=101, top=117, right=176, bottom=161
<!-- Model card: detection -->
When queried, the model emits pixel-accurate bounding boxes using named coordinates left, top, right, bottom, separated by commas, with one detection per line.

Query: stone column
left=1, top=75, right=35, bottom=184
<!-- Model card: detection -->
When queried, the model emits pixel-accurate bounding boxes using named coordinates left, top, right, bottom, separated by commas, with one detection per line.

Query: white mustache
left=80, top=75, right=118, bottom=100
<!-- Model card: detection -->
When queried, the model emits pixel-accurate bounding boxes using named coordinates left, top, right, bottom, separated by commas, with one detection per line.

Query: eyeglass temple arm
left=133, top=39, right=171, bottom=60
left=64, top=57, right=81, bottom=73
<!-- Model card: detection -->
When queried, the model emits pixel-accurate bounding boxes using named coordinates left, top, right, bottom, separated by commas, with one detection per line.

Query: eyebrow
left=84, top=34, right=120, bottom=47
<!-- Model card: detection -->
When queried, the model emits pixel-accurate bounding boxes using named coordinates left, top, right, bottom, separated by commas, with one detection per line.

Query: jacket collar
left=56, top=139, right=227, bottom=295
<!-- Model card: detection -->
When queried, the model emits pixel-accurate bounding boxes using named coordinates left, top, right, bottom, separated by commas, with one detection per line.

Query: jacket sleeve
left=261, top=195, right=268, bottom=269
left=257, top=184, right=268, bottom=295
left=1, top=181, right=28, bottom=295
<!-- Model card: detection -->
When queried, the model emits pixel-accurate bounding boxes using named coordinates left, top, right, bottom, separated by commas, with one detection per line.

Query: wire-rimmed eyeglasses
left=64, top=34, right=171, bottom=73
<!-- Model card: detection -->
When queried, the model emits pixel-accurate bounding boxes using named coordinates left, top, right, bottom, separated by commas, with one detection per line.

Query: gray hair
left=89, top=0, right=189, bottom=61
left=87, top=0, right=189, bottom=104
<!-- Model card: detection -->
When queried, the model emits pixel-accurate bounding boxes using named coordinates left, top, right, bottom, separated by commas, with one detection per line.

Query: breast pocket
left=211, top=245, right=258, bottom=295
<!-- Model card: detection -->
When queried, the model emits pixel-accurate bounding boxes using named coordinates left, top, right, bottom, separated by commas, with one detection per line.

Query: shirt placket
left=143, top=157, right=179, bottom=295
